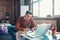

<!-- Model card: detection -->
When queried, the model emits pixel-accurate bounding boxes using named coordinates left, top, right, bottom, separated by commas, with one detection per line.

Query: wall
left=8, top=0, right=14, bottom=24
left=0, top=0, right=14, bottom=24
left=0, top=0, right=8, bottom=19
left=0, top=0, right=28, bottom=24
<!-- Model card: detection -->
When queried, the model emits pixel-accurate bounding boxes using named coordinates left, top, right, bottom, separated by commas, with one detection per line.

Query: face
left=25, top=14, right=32, bottom=20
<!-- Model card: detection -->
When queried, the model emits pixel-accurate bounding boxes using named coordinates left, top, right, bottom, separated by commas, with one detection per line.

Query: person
left=15, top=11, right=36, bottom=40
left=16, top=10, right=36, bottom=33
left=8, top=10, right=36, bottom=40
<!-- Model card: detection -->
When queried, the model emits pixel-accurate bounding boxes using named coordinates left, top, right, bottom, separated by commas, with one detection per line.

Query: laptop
left=26, top=24, right=51, bottom=38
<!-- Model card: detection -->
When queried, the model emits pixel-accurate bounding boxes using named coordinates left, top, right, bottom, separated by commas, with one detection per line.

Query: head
left=24, top=11, right=32, bottom=20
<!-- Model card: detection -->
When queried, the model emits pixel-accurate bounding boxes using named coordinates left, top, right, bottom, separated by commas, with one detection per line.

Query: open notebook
left=25, top=24, right=51, bottom=38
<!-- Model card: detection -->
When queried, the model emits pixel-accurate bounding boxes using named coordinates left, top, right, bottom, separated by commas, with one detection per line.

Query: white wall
left=20, top=5, right=29, bottom=16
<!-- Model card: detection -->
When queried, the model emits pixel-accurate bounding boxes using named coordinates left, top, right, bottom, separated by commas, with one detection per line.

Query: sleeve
left=15, top=17, right=24, bottom=31
left=31, top=18, right=37, bottom=29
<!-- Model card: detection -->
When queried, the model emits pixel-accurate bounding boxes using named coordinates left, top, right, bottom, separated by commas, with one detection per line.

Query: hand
left=32, top=28, right=35, bottom=32
left=25, top=28, right=30, bottom=32
left=31, top=27, right=36, bottom=32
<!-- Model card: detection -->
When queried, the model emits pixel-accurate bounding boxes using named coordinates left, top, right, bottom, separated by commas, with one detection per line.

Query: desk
left=16, top=31, right=60, bottom=40
left=16, top=31, right=44, bottom=40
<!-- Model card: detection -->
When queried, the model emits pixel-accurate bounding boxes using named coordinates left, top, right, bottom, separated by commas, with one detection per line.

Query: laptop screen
left=34, top=24, right=51, bottom=37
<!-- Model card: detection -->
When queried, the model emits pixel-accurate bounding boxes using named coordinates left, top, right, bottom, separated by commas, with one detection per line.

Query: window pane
left=54, top=0, right=60, bottom=15
left=33, top=0, right=37, bottom=2
left=40, top=0, right=53, bottom=17
left=33, top=3, right=38, bottom=17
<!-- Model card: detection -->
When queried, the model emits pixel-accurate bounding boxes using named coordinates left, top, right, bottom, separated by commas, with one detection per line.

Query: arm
left=31, top=18, right=37, bottom=30
left=15, top=17, right=24, bottom=31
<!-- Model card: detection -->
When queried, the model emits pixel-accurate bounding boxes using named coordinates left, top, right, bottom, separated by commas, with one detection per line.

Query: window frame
left=31, top=0, right=60, bottom=18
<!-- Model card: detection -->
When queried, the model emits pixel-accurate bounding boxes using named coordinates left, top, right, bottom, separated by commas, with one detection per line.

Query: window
left=32, top=0, right=60, bottom=17
left=33, top=0, right=37, bottom=2
left=33, top=2, right=38, bottom=17
left=54, top=0, right=60, bottom=15
left=40, top=0, right=53, bottom=17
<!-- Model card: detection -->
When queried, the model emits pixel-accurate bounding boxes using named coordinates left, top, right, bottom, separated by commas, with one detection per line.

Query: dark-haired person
left=16, top=11, right=36, bottom=33
left=8, top=11, right=36, bottom=40
left=16, top=11, right=36, bottom=40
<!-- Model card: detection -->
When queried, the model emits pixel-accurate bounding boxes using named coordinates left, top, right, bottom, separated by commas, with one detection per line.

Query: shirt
left=15, top=17, right=36, bottom=31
